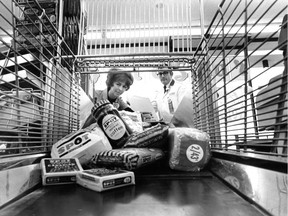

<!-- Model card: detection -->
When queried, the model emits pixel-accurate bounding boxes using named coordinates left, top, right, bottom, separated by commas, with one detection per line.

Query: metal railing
left=0, top=0, right=80, bottom=157
left=193, top=0, right=287, bottom=157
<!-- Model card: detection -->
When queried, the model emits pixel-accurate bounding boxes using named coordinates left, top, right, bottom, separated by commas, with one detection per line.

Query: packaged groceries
left=123, top=123, right=169, bottom=149
left=89, top=148, right=165, bottom=170
left=119, top=110, right=143, bottom=133
left=168, top=127, right=211, bottom=172
left=40, top=158, right=83, bottom=186
left=76, top=168, right=135, bottom=192
left=51, top=124, right=112, bottom=165
left=91, top=100, right=133, bottom=149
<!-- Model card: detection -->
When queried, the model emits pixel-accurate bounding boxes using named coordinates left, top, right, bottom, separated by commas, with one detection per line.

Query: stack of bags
left=45, top=106, right=211, bottom=192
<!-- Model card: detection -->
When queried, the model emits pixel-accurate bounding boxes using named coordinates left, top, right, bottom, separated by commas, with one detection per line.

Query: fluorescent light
left=106, top=28, right=201, bottom=39
left=84, top=22, right=281, bottom=41
left=84, top=32, right=102, bottom=40
left=85, top=27, right=201, bottom=40
left=0, top=36, right=12, bottom=45
left=238, top=50, right=283, bottom=56
left=211, top=23, right=281, bottom=35
left=0, top=54, right=35, bottom=67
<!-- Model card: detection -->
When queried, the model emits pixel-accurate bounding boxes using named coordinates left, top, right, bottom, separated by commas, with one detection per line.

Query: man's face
left=157, top=71, right=173, bottom=86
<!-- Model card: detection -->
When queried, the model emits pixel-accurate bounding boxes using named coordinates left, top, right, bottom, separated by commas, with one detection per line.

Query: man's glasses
left=157, top=71, right=169, bottom=76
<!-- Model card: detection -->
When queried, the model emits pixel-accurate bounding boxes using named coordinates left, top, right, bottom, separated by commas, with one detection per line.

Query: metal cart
left=0, top=0, right=287, bottom=215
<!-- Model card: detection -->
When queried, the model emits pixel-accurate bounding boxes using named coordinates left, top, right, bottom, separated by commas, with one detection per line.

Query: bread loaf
left=168, top=127, right=211, bottom=172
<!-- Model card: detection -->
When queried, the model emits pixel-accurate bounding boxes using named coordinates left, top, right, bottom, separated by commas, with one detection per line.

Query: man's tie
left=164, top=85, right=167, bottom=93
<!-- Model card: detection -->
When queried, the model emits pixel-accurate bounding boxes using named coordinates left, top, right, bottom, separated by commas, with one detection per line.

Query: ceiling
left=1, top=0, right=286, bottom=37
left=83, top=0, right=285, bottom=33
left=0, top=0, right=286, bottom=57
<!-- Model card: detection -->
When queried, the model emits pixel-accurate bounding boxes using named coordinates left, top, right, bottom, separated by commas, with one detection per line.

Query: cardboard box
left=76, top=168, right=135, bottom=192
left=40, top=158, right=83, bottom=186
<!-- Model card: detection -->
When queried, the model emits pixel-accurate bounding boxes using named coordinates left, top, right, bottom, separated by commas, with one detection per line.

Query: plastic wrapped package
left=51, top=123, right=112, bottom=165
left=89, top=148, right=165, bottom=170
left=123, top=123, right=169, bottom=149
left=119, top=110, right=143, bottom=133
left=168, top=127, right=211, bottom=172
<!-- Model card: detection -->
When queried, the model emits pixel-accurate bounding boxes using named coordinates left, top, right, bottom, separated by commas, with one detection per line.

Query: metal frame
left=0, top=0, right=79, bottom=157
left=193, top=0, right=287, bottom=157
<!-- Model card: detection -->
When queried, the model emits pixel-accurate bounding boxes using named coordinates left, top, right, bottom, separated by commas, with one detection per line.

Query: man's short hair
left=157, top=66, right=173, bottom=75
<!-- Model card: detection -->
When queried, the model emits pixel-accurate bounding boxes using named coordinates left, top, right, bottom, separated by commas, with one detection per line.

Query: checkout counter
left=0, top=157, right=268, bottom=216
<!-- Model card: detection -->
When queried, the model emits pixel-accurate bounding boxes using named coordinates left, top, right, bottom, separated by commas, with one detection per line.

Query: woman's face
left=108, top=81, right=128, bottom=99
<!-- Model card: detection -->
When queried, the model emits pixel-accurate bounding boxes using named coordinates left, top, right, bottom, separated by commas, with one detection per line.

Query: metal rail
left=193, top=0, right=287, bottom=157
left=0, top=0, right=79, bottom=157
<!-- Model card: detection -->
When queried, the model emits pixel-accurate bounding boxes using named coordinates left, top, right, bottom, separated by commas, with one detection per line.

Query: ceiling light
left=0, top=36, right=12, bottom=45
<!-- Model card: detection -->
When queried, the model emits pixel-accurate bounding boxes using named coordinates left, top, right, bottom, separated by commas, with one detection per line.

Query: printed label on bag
left=186, top=144, right=204, bottom=163
left=102, top=114, right=126, bottom=140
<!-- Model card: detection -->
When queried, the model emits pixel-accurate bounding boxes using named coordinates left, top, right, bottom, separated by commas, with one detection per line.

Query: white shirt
left=155, top=79, right=187, bottom=122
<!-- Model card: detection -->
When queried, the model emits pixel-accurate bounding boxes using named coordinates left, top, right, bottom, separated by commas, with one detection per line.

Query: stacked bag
left=89, top=123, right=169, bottom=170
left=168, top=127, right=211, bottom=172
left=51, top=100, right=211, bottom=174
left=51, top=122, right=112, bottom=165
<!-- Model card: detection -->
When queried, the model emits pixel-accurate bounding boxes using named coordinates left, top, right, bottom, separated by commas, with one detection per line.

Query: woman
left=94, top=68, right=134, bottom=112
left=82, top=68, right=134, bottom=128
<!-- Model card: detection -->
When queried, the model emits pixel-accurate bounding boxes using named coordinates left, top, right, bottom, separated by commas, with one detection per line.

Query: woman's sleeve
left=124, top=106, right=134, bottom=112
left=117, top=97, right=134, bottom=112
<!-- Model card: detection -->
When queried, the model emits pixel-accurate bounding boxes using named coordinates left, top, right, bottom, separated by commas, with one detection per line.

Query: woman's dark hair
left=106, top=68, right=134, bottom=90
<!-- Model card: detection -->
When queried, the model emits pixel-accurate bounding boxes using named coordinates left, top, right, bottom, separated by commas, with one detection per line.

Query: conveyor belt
left=0, top=170, right=267, bottom=216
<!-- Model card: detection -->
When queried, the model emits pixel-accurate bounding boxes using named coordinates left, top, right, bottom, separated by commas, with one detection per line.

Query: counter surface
left=0, top=169, right=266, bottom=216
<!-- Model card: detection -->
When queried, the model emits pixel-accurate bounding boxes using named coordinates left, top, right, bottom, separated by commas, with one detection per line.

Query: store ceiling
left=1, top=0, right=285, bottom=37
left=0, top=0, right=286, bottom=53
left=1, top=0, right=286, bottom=35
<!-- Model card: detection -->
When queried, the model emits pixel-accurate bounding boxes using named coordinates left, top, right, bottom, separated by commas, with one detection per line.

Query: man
left=152, top=67, right=187, bottom=123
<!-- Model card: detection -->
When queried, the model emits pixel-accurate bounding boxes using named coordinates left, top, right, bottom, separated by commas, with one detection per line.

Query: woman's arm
left=117, top=97, right=134, bottom=112
left=124, top=106, right=134, bottom=112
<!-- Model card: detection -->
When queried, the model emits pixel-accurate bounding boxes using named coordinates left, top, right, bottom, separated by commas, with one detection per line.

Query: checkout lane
left=0, top=169, right=266, bottom=216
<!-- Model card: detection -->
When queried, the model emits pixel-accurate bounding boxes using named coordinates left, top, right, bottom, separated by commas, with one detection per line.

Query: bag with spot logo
left=51, top=123, right=112, bottom=165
